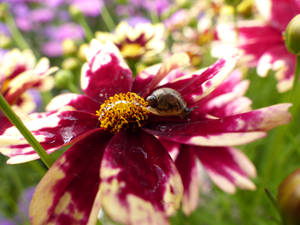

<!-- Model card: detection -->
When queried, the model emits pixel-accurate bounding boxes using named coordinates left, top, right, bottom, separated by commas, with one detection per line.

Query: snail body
left=146, top=87, right=195, bottom=118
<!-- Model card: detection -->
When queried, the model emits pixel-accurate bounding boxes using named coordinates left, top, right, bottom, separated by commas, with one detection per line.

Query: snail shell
left=146, top=87, right=195, bottom=118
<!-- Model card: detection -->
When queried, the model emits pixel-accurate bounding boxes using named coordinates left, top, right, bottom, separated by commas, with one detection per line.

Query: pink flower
left=0, top=40, right=291, bottom=225
left=214, top=0, right=300, bottom=92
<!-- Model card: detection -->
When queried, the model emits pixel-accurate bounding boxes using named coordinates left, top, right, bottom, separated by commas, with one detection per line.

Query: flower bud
left=54, top=70, right=73, bottom=89
left=277, top=168, right=300, bottom=225
left=285, top=14, right=300, bottom=55
left=62, top=39, right=77, bottom=56
left=62, top=57, right=80, bottom=70
left=78, top=43, right=89, bottom=61
left=0, top=34, right=12, bottom=48
left=69, top=5, right=82, bottom=19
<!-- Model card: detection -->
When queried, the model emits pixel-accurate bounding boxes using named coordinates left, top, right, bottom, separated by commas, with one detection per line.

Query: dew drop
left=159, top=125, right=168, bottom=132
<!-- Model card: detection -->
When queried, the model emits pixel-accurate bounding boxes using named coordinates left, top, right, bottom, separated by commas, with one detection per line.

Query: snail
left=146, top=87, right=196, bottom=118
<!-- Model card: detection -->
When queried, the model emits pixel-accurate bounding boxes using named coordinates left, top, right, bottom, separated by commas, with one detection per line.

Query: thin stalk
left=5, top=10, right=30, bottom=50
left=0, top=94, right=53, bottom=168
left=290, top=55, right=300, bottom=108
left=233, top=5, right=239, bottom=40
left=100, top=4, right=115, bottom=32
left=68, top=82, right=81, bottom=94
left=265, top=188, right=279, bottom=213
left=76, top=13, right=93, bottom=41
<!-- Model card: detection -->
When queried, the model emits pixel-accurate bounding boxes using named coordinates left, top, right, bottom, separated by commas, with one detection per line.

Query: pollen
left=96, top=92, right=149, bottom=133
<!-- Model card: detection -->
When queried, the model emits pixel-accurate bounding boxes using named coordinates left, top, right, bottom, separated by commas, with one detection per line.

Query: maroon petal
left=140, top=53, right=190, bottom=97
left=0, top=110, right=100, bottom=164
left=5, top=59, right=57, bottom=104
left=81, top=40, right=133, bottom=103
left=161, top=56, right=237, bottom=105
left=194, top=146, right=256, bottom=193
left=145, top=104, right=291, bottom=146
left=256, top=45, right=296, bottom=92
left=100, top=130, right=183, bottom=225
left=194, top=70, right=250, bottom=118
left=46, top=93, right=100, bottom=113
left=0, top=113, right=11, bottom=135
left=238, top=24, right=282, bottom=65
left=175, top=146, right=199, bottom=215
left=30, top=131, right=112, bottom=225
left=132, top=64, right=160, bottom=94
left=256, top=0, right=300, bottom=31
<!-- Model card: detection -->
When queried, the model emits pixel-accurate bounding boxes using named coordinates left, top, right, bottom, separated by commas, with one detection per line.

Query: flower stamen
left=96, top=92, right=149, bottom=133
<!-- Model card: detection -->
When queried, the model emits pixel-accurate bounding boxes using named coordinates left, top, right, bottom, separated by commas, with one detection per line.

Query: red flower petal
left=175, top=147, right=199, bottom=215
left=238, top=24, right=282, bottom=66
left=30, top=131, right=111, bottom=225
left=81, top=40, right=133, bottom=103
left=162, top=56, right=237, bottom=105
left=100, top=130, right=183, bottom=225
left=145, top=104, right=291, bottom=146
left=194, top=70, right=250, bottom=118
left=140, top=53, right=190, bottom=97
left=0, top=113, right=11, bottom=135
left=46, top=93, right=100, bottom=113
left=256, top=0, right=300, bottom=30
left=256, top=45, right=296, bottom=92
left=194, top=146, right=256, bottom=193
left=0, top=110, right=100, bottom=163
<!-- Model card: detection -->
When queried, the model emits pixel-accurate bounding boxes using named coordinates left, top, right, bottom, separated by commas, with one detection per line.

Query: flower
left=160, top=69, right=290, bottom=215
left=214, top=0, right=300, bottom=92
left=95, top=21, right=165, bottom=62
left=0, top=49, right=56, bottom=134
left=0, top=40, right=291, bottom=224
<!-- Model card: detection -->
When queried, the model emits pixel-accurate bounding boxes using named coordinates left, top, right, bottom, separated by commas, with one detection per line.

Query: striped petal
left=0, top=110, right=100, bottom=164
left=140, top=53, right=190, bottom=97
left=145, top=104, right=291, bottom=146
left=238, top=24, right=282, bottom=66
left=5, top=58, right=57, bottom=104
left=175, top=147, right=199, bottom=215
left=194, top=146, right=256, bottom=193
left=194, top=70, right=251, bottom=118
left=0, top=113, right=11, bottom=135
left=100, top=130, right=183, bottom=225
left=162, top=56, right=237, bottom=105
left=256, top=45, right=296, bottom=92
left=81, top=40, right=133, bottom=103
left=255, top=0, right=300, bottom=31
left=46, top=93, right=100, bottom=113
left=30, top=131, right=111, bottom=225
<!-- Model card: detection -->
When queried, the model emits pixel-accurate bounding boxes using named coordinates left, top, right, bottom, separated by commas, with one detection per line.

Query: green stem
left=290, top=55, right=300, bottom=105
left=68, top=83, right=81, bottom=94
left=100, top=4, right=115, bottom=32
left=4, top=10, right=30, bottom=50
left=77, top=13, right=93, bottom=41
left=265, top=188, right=280, bottom=213
left=233, top=5, right=239, bottom=40
left=0, top=94, right=53, bottom=168
left=150, top=10, right=159, bottom=24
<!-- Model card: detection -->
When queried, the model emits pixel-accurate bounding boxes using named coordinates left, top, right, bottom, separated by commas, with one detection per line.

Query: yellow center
left=96, top=92, right=149, bottom=133
left=120, top=43, right=145, bottom=58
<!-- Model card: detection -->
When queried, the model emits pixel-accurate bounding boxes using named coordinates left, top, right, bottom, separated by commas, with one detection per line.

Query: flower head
left=0, top=49, right=56, bottom=134
left=0, top=40, right=291, bottom=224
left=214, top=0, right=300, bottom=92
left=96, top=21, right=165, bottom=62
